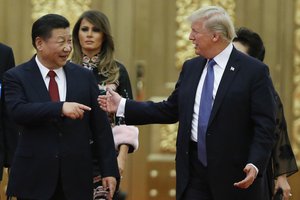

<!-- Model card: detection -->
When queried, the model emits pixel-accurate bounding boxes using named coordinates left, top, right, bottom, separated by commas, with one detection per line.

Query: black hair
left=31, top=14, right=70, bottom=49
left=233, top=27, right=265, bottom=61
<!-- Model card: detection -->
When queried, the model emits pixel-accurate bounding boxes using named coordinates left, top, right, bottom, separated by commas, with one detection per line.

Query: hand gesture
left=233, top=164, right=257, bottom=189
left=62, top=102, right=91, bottom=119
left=98, top=88, right=122, bottom=113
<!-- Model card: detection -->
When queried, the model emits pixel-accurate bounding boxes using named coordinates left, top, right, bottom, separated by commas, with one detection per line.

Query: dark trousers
left=182, top=141, right=213, bottom=200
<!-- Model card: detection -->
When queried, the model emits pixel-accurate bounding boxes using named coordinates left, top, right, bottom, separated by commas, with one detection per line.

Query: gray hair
left=187, top=6, right=236, bottom=42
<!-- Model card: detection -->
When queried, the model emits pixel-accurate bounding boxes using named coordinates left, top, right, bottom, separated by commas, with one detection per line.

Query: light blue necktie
left=198, top=59, right=216, bottom=166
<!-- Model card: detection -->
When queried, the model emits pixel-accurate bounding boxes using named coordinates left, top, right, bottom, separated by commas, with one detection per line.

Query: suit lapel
left=25, top=57, right=51, bottom=101
left=184, top=58, right=207, bottom=126
left=63, top=62, right=76, bottom=101
left=208, top=49, right=240, bottom=126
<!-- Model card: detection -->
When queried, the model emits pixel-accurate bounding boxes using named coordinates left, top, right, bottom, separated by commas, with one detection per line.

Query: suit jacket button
left=59, top=132, right=62, bottom=137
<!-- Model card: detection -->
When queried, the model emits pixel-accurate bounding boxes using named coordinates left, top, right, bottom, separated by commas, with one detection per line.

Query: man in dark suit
left=233, top=27, right=298, bottom=200
left=0, top=42, right=18, bottom=180
left=3, top=14, right=119, bottom=200
left=99, top=6, right=276, bottom=200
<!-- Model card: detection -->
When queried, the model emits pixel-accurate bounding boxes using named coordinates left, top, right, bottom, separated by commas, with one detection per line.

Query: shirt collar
left=211, top=43, right=233, bottom=69
left=35, top=55, right=64, bottom=80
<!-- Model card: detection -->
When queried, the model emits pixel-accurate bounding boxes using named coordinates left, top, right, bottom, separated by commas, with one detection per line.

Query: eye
left=57, top=40, right=65, bottom=44
left=92, top=27, right=101, bottom=32
left=80, top=27, right=89, bottom=32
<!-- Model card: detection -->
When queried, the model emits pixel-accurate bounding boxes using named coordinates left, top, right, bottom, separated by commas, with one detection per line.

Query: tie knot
left=208, top=59, right=216, bottom=68
left=47, top=70, right=57, bottom=78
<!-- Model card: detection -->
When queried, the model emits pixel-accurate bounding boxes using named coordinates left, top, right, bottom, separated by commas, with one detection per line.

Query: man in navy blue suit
left=0, top=42, right=18, bottom=180
left=99, top=6, right=276, bottom=200
left=3, top=14, right=119, bottom=200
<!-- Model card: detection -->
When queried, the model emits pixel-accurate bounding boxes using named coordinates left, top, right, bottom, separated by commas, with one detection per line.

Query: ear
left=35, top=37, right=43, bottom=51
left=212, top=33, right=220, bottom=42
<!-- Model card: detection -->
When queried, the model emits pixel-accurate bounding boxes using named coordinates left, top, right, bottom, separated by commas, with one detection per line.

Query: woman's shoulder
left=115, top=60, right=126, bottom=70
left=115, top=60, right=130, bottom=77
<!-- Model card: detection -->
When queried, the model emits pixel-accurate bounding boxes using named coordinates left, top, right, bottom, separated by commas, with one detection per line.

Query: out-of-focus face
left=36, top=28, right=72, bottom=69
left=189, top=19, right=214, bottom=58
left=78, top=18, right=104, bottom=56
left=233, top=41, right=249, bottom=55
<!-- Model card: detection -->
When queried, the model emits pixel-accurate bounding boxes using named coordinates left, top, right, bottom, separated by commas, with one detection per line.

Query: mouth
left=60, top=55, right=69, bottom=60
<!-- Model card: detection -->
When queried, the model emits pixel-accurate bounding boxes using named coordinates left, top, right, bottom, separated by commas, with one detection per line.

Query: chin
left=59, top=61, right=67, bottom=67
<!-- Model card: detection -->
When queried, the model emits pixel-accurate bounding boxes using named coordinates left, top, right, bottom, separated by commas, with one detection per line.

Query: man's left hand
left=233, top=164, right=257, bottom=189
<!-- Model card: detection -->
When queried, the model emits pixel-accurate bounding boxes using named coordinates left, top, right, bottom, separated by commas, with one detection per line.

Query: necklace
left=82, top=53, right=100, bottom=70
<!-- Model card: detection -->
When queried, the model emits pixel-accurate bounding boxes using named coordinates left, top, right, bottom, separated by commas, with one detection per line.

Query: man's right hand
left=62, top=102, right=91, bottom=119
left=98, top=88, right=121, bottom=113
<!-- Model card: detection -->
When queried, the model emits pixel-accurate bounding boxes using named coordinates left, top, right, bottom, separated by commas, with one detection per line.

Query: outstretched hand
left=98, top=88, right=122, bottom=113
left=233, top=164, right=257, bottom=189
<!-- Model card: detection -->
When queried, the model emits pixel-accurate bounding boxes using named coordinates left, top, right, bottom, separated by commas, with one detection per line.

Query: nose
left=189, top=32, right=194, bottom=40
left=87, top=29, right=93, bottom=37
left=63, top=44, right=72, bottom=52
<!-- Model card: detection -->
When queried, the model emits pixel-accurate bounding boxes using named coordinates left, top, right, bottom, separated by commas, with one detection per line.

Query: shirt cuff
left=116, top=98, right=126, bottom=117
left=246, top=163, right=259, bottom=176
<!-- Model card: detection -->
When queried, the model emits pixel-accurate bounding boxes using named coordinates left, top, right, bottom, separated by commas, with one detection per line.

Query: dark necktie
left=48, top=70, right=60, bottom=102
left=198, top=59, right=216, bottom=166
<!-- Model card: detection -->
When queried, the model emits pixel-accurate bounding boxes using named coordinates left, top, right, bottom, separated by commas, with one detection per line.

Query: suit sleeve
left=271, top=94, right=298, bottom=177
left=3, top=70, right=64, bottom=125
left=124, top=69, right=182, bottom=125
left=248, top=66, right=276, bottom=174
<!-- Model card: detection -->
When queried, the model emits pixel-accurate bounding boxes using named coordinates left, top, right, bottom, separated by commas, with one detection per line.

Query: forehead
left=49, top=28, right=71, bottom=39
left=191, top=20, right=207, bottom=31
left=80, top=18, right=94, bottom=26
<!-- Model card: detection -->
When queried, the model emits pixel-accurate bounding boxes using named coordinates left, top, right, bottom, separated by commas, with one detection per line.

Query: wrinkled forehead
left=191, top=19, right=211, bottom=33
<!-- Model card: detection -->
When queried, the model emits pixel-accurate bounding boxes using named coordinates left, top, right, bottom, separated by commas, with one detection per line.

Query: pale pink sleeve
left=112, top=125, right=139, bottom=152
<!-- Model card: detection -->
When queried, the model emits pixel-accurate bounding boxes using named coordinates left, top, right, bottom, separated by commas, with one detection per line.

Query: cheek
left=194, top=37, right=202, bottom=47
left=78, top=32, right=85, bottom=45
left=95, top=34, right=104, bottom=47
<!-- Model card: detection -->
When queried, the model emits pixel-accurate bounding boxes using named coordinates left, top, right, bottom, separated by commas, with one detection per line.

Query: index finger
left=78, top=104, right=91, bottom=111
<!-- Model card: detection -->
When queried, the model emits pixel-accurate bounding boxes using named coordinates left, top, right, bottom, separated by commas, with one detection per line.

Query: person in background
left=0, top=42, right=18, bottom=182
left=72, top=10, right=139, bottom=200
left=99, top=6, right=276, bottom=200
left=3, top=13, right=119, bottom=200
left=233, top=27, right=298, bottom=200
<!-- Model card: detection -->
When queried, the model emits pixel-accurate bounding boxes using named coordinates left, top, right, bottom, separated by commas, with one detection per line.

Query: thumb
left=243, top=165, right=251, bottom=174
left=106, top=87, right=116, bottom=96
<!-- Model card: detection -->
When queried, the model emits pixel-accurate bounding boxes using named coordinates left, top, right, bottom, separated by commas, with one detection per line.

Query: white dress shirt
left=35, top=56, right=67, bottom=101
left=190, top=44, right=232, bottom=142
